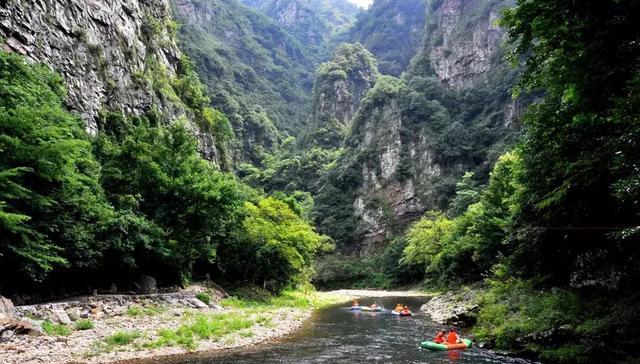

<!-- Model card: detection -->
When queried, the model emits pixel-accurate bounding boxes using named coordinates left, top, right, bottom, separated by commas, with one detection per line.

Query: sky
left=348, top=0, right=373, bottom=8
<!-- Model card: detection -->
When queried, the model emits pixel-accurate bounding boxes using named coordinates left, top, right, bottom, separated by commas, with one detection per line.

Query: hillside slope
left=172, top=0, right=318, bottom=163
left=314, top=0, right=521, bottom=252
left=240, top=0, right=360, bottom=59
left=337, top=0, right=427, bottom=76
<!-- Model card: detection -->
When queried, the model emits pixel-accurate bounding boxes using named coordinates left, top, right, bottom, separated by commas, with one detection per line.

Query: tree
left=0, top=51, right=113, bottom=283
left=220, top=197, right=327, bottom=292
left=500, top=0, right=640, bottom=286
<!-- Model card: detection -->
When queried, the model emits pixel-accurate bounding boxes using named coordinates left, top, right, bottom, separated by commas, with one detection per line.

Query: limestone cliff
left=0, top=0, right=223, bottom=163
left=338, top=0, right=427, bottom=76
left=314, top=0, right=519, bottom=253
left=306, top=43, right=379, bottom=147
left=423, top=0, right=507, bottom=90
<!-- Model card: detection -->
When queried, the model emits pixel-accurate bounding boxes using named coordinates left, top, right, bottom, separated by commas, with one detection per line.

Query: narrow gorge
left=1, top=0, right=639, bottom=363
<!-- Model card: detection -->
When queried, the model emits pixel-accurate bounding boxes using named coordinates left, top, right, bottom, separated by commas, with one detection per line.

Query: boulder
left=51, top=309, right=72, bottom=325
left=420, top=288, right=481, bottom=327
left=133, top=275, right=157, bottom=293
left=187, top=298, right=209, bottom=309
left=0, top=296, right=15, bottom=319
left=0, top=318, right=45, bottom=336
left=65, top=307, right=81, bottom=321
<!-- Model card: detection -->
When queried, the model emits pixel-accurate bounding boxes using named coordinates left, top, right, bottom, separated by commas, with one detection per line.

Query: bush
left=230, top=286, right=273, bottom=302
left=473, top=273, right=586, bottom=362
left=195, top=292, right=212, bottom=305
left=104, top=331, right=141, bottom=346
left=42, top=320, right=71, bottom=336
left=74, top=319, right=94, bottom=330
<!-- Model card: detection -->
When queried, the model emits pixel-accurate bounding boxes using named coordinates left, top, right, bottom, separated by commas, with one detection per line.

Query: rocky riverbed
left=0, top=284, right=317, bottom=364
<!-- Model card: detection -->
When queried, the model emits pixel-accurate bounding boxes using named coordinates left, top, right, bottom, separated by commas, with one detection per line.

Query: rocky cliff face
left=307, top=43, right=379, bottom=147
left=314, top=0, right=518, bottom=253
left=338, top=0, right=427, bottom=76
left=0, top=0, right=222, bottom=163
left=424, top=0, right=506, bottom=90
left=240, top=0, right=359, bottom=58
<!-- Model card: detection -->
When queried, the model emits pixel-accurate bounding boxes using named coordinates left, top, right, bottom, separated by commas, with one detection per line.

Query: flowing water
left=155, top=296, right=533, bottom=364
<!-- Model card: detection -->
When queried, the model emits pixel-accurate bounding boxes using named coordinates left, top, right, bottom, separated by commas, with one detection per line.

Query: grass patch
left=104, top=331, right=141, bottom=346
left=126, top=304, right=166, bottom=317
left=240, top=331, right=254, bottom=338
left=75, top=319, right=94, bottom=330
left=221, top=289, right=347, bottom=310
left=195, top=292, right=212, bottom=305
left=42, top=320, right=71, bottom=336
left=144, top=313, right=253, bottom=350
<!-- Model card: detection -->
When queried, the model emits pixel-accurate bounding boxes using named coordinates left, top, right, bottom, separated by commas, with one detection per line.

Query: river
left=151, top=296, right=533, bottom=364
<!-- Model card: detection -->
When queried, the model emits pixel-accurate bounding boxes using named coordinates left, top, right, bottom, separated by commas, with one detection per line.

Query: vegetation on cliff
left=0, top=50, right=326, bottom=295
left=337, top=0, right=427, bottom=76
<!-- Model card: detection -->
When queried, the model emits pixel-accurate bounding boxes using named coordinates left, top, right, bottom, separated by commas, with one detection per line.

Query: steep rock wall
left=307, top=43, right=379, bottom=148
left=338, top=0, right=427, bottom=76
left=425, top=0, right=506, bottom=90
left=0, top=0, right=221, bottom=162
left=314, top=0, right=519, bottom=253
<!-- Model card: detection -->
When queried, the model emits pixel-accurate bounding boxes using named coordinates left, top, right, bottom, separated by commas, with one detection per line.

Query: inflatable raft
left=349, top=306, right=362, bottom=311
left=361, top=306, right=383, bottom=312
left=391, top=310, right=412, bottom=317
left=421, top=338, right=473, bottom=351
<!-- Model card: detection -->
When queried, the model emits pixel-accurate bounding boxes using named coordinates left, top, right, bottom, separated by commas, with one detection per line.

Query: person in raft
left=395, top=303, right=403, bottom=312
left=352, top=300, right=359, bottom=307
left=371, top=303, right=379, bottom=309
left=447, top=328, right=463, bottom=344
left=402, top=306, right=411, bottom=315
left=433, top=330, right=447, bottom=344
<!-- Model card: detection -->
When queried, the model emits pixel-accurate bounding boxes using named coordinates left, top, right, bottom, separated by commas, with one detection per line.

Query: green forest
left=1, top=0, right=640, bottom=362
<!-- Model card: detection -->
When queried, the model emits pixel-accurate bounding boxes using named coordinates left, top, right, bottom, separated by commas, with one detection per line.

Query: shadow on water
left=149, top=296, right=534, bottom=364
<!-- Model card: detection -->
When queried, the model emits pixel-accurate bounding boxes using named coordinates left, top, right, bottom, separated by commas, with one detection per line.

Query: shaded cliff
left=171, top=0, right=317, bottom=163
left=314, top=0, right=521, bottom=252
left=338, top=0, right=427, bottom=76
left=306, top=43, right=379, bottom=148
left=0, top=0, right=226, bottom=163
left=240, top=0, right=359, bottom=59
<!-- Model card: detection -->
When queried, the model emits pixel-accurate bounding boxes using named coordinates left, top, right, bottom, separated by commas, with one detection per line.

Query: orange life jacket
left=447, top=332, right=458, bottom=344
left=434, top=333, right=445, bottom=344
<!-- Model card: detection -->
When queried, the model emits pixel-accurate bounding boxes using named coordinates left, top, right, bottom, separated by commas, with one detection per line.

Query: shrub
left=42, top=320, right=71, bottom=336
left=104, top=331, right=141, bottom=346
left=195, top=292, right=212, bottom=305
left=74, top=319, right=94, bottom=330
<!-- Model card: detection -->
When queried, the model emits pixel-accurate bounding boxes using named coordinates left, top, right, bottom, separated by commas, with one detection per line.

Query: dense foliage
left=337, top=0, right=426, bottom=76
left=0, top=51, right=325, bottom=295
left=401, top=151, right=522, bottom=285
left=500, top=0, right=640, bottom=288
left=217, top=197, right=329, bottom=291
left=172, top=0, right=317, bottom=163
left=240, top=0, right=359, bottom=59
left=393, top=0, right=640, bottom=361
left=0, top=51, right=110, bottom=282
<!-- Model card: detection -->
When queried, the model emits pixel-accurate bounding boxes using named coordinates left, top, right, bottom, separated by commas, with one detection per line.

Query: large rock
left=0, top=296, right=16, bottom=319
left=0, top=318, right=45, bottom=337
left=420, top=288, right=481, bottom=327
left=51, top=309, right=72, bottom=325
left=133, top=275, right=157, bottom=293
left=186, top=297, right=209, bottom=309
